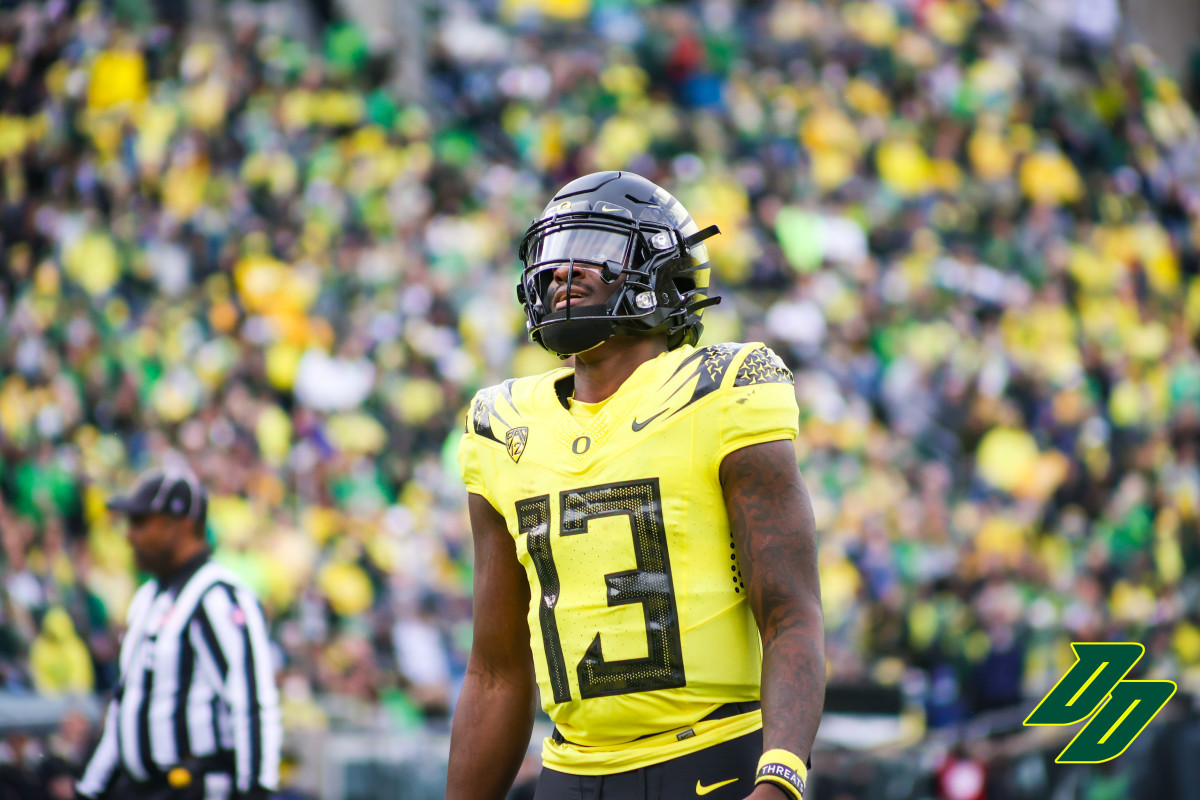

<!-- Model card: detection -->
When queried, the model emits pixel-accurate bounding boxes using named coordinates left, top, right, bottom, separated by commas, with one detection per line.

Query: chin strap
left=688, top=296, right=722, bottom=312
left=684, top=224, right=720, bottom=249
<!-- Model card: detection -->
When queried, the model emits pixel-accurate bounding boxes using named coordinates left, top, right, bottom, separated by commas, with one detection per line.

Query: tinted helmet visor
left=533, top=227, right=631, bottom=267
left=522, top=224, right=633, bottom=309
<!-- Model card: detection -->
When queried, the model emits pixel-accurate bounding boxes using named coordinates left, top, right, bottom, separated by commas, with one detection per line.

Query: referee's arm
left=195, top=584, right=283, bottom=799
left=77, top=581, right=157, bottom=800
left=75, top=699, right=120, bottom=799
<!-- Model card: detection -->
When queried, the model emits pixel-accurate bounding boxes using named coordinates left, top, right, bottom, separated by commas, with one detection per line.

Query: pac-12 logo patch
left=506, top=427, right=529, bottom=463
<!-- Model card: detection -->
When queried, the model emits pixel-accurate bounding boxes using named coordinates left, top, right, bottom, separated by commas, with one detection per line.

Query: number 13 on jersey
left=515, top=478, right=686, bottom=702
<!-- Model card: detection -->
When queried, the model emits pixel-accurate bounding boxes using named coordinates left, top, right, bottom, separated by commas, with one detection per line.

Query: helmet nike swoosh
left=695, top=777, right=738, bottom=795
left=631, top=409, right=667, bottom=432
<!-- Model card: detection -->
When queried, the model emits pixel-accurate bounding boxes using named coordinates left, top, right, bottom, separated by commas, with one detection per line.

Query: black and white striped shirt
left=78, top=556, right=282, bottom=798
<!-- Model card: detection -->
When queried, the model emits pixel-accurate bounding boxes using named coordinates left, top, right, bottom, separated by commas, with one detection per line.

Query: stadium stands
left=1, top=0, right=1199, bottom=797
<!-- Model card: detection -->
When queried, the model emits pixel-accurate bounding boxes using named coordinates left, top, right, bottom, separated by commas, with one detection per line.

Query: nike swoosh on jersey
left=695, top=777, right=738, bottom=795
left=631, top=409, right=667, bottom=431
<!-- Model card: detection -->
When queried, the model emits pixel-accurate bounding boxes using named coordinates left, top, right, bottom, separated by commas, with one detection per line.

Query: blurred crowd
left=1, top=0, right=1200, bottom=794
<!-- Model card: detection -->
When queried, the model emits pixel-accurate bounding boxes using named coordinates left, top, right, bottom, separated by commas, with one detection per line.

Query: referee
left=77, top=470, right=282, bottom=800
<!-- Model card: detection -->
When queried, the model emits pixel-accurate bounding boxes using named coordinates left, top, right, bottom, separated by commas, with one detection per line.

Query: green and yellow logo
left=1024, top=642, right=1176, bottom=763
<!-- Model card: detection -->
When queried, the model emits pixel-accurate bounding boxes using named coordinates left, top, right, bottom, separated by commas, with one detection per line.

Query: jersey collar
left=549, top=347, right=694, bottom=442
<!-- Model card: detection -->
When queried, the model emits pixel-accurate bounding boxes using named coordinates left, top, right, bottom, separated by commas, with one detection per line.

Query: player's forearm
left=446, top=665, right=536, bottom=800
left=760, top=597, right=825, bottom=761
left=720, top=441, right=825, bottom=761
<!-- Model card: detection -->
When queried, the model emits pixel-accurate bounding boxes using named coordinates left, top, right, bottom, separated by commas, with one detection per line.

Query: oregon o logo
left=571, top=436, right=590, bottom=454
left=1023, top=642, right=1176, bottom=763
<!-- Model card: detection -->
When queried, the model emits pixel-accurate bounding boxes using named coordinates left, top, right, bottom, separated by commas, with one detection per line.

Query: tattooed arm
left=721, top=439, right=825, bottom=793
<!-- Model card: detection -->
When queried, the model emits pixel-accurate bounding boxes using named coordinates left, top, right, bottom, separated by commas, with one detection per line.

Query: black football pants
left=533, top=728, right=763, bottom=800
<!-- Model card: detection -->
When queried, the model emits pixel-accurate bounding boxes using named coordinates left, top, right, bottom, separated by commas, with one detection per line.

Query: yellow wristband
left=755, top=749, right=807, bottom=800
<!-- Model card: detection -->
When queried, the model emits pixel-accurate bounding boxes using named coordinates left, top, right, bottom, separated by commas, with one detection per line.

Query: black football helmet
left=516, top=171, right=721, bottom=357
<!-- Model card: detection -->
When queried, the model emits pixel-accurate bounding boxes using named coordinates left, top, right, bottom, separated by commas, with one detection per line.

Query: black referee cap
left=106, top=470, right=207, bottom=520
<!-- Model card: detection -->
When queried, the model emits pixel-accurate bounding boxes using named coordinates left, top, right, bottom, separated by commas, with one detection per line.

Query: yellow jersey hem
left=540, top=710, right=763, bottom=775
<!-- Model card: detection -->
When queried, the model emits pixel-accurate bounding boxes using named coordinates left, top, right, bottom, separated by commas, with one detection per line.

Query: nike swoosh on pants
left=695, top=777, right=739, bottom=795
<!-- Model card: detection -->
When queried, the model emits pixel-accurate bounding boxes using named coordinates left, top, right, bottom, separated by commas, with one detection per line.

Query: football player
left=449, top=172, right=824, bottom=800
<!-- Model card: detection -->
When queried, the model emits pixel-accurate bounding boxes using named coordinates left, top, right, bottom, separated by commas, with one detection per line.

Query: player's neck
left=571, top=335, right=668, bottom=403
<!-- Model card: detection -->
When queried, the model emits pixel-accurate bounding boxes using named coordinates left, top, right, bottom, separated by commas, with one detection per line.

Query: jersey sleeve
left=457, top=395, right=500, bottom=509
left=714, top=344, right=800, bottom=464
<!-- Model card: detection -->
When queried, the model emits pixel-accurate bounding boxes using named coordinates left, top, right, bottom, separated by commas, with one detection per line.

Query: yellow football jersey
left=458, top=342, right=799, bottom=774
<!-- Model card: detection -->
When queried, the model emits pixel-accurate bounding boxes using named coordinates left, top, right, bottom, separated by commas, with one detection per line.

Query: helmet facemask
left=517, top=209, right=720, bottom=357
